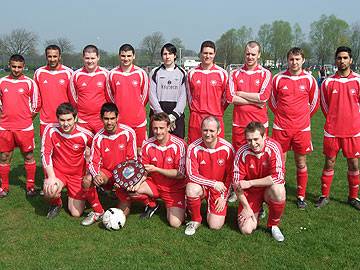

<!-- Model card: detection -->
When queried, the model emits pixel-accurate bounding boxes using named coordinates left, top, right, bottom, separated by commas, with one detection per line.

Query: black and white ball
left=102, top=208, right=126, bottom=230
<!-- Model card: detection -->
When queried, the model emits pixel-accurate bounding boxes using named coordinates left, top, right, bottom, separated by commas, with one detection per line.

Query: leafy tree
left=140, top=32, right=165, bottom=65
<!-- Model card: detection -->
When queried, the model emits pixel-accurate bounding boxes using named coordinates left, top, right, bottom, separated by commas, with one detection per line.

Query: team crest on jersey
left=217, top=158, right=225, bottom=166
left=196, top=79, right=201, bottom=84
left=132, top=80, right=139, bottom=87
left=118, top=144, right=125, bottom=150
left=72, top=144, right=80, bottom=150
left=299, top=85, right=306, bottom=91
left=96, top=81, right=103, bottom=87
left=255, top=79, right=260, bottom=86
left=59, top=79, right=65, bottom=85
left=18, top=88, right=25, bottom=93
left=210, top=80, right=217, bottom=86
left=166, top=157, right=173, bottom=164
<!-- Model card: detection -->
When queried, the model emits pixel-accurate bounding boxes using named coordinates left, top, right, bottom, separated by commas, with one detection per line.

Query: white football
left=102, top=208, right=126, bottom=230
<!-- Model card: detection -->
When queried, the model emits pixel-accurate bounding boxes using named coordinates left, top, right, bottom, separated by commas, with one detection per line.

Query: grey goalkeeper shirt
left=149, top=64, right=187, bottom=118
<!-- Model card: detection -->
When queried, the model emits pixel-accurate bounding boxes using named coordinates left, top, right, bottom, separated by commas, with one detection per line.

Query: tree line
left=0, top=14, right=359, bottom=69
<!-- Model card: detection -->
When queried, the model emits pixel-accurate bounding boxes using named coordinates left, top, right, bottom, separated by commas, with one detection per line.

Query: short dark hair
left=201, top=115, right=220, bottom=131
left=100, top=102, right=119, bottom=118
left=161, top=43, right=177, bottom=57
left=335, top=46, right=352, bottom=59
left=56, top=102, right=77, bottom=118
left=83, top=44, right=99, bottom=56
left=245, top=121, right=265, bottom=137
left=150, top=112, right=170, bottom=127
left=200, top=40, right=216, bottom=53
left=245, top=41, right=261, bottom=53
left=9, top=54, right=25, bottom=63
left=287, top=47, right=304, bottom=59
left=119, top=44, right=135, bottom=55
left=45, top=45, right=61, bottom=56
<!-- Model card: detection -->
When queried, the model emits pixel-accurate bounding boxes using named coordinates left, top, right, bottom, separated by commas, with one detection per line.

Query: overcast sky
left=2, top=0, right=359, bottom=53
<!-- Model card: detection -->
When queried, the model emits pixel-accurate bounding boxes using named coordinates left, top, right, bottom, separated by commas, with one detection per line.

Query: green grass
left=0, top=72, right=359, bottom=269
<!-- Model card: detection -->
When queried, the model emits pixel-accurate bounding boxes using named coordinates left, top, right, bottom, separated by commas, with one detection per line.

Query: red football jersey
left=226, top=64, right=272, bottom=127
left=41, top=124, right=93, bottom=177
left=141, top=134, right=187, bottom=192
left=0, top=75, right=40, bottom=130
left=107, top=65, right=149, bottom=128
left=34, top=65, right=72, bottom=124
left=186, top=137, right=234, bottom=197
left=270, top=70, right=319, bottom=131
left=233, top=138, right=285, bottom=187
left=187, top=64, right=228, bottom=117
left=88, top=124, right=137, bottom=177
left=69, top=67, right=109, bottom=124
left=320, top=71, right=360, bottom=137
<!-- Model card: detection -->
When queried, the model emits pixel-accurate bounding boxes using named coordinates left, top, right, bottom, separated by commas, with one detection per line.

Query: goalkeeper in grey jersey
left=149, top=43, right=187, bottom=139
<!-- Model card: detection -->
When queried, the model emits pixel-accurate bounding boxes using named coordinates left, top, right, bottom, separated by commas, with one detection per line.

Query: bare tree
left=141, top=32, right=165, bottom=65
left=0, top=28, right=38, bottom=55
left=44, top=37, right=74, bottom=54
left=350, top=22, right=360, bottom=66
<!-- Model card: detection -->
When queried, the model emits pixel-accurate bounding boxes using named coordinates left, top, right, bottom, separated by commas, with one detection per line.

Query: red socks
left=187, top=196, right=202, bottom=223
left=267, top=199, right=286, bottom=227
left=24, top=161, right=36, bottom=190
left=348, top=170, right=359, bottom=199
left=321, top=169, right=334, bottom=197
left=0, top=163, right=10, bottom=192
left=297, top=167, right=308, bottom=198
left=84, top=186, right=104, bottom=214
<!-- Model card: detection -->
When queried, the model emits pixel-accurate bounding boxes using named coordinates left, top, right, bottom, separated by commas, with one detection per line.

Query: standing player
left=0, top=54, right=40, bottom=197
left=233, top=122, right=286, bottom=242
left=107, top=44, right=149, bottom=154
left=42, top=103, right=93, bottom=218
left=226, top=41, right=272, bottom=151
left=149, top=43, right=187, bottom=138
left=87, top=103, right=152, bottom=220
left=187, top=41, right=228, bottom=143
left=133, top=112, right=187, bottom=226
left=269, top=47, right=319, bottom=209
left=185, top=116, right=234, bottom=235
left=316, top=46, right=360, bottom=210
left=34, top=45, right=73, bottom=137
left=69, top=44, right=109, bottom=134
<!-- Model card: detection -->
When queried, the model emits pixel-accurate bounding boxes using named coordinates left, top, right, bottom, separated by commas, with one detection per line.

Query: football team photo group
left=1, top=39, right=359, bottom=244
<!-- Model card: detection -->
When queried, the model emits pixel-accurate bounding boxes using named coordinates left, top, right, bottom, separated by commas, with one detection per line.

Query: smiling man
left=185, top=115, right=234, bottom=235
left=269, top=47, right=319, bottom=209
left=233, top=121, right=286, bottom=242
left=107, top=44, right=149, bottom=154
left=316, top=46, right=360, bottom=210
left=0, top=54, right=40, bottom=198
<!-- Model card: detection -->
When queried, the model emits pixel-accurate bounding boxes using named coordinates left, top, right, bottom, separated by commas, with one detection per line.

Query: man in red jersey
left=316, top=46, right=360, bottom=210
left=86, top=102, right=152, bottom=220
left=69, top=44, right=109, bottom=134
left=34, top=45, right=73, bottom=137
left=185, top=116, right=234, bottom=235
left=269, top=47, right=319, bottom=209
left=131, top=112, right=187, bottom=226
left=187, top=41, right=228, bottom=143
left=42, top=103, right=93, bottom=219
left=0, top=54, right=40, bottom=198
left=107, top=44, right=149, bottom=154
left=226, top=41, right=272, bottom=151
left=233, top=122, right=286, bottom=242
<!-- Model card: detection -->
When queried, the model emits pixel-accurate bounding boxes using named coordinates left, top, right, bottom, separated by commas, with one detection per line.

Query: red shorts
left=323, top=136, right=360, bottom=158
left=202, top=186, right=228, bottom=217
left=132, top=125, right=147, bottom=148
left=78, top=120, right=103, bottom=135
left=54, top=168, right=86, bottom=200
left=188, top=112, right=225, bottom=144
left=146, top=178, right=185, bottom=209
left=237, top=187, right=266, bottom=215
left=232, top=126, right=269, bottom=151
left=0, top=130, right=35, bottom=153
left=272, top=129, right=312, bottom=154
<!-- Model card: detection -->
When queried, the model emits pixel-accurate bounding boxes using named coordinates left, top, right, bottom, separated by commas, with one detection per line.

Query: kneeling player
left=185, top=116, right=234, bottom=235
left=42, top=103, right=93, bottom=218
left=133, top=112, right=187, bottom=227
left=233, top=122, right=286, bottom=242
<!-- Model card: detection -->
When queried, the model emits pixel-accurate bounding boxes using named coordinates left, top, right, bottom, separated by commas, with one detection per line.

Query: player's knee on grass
left=239, top=220, right=257, bottom=235
left=186, top=182, right=203, bottom=197
left=167, top=207, right=185, bottom=228
left=68, top=198, right=85, bottom=217
left=207, top=214, right=225, bottom=230
left=265, top=184, right=286, bottom=202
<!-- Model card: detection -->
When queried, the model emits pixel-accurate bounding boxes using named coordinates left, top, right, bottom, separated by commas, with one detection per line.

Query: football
left=102, top=208, right=126, bottom=230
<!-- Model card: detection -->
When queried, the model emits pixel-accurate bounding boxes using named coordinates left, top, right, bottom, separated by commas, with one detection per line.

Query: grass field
left=0, top=71, right=359, bottom=269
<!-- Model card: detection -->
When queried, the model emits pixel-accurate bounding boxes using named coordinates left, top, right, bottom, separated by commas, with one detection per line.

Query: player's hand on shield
left=239, top=180, right=252, bottom=190
left=215, top=196, right=227, bottom=212
left=214, top=181, right=226, bottom=193
left=144, top=164, right=157, bottom=173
